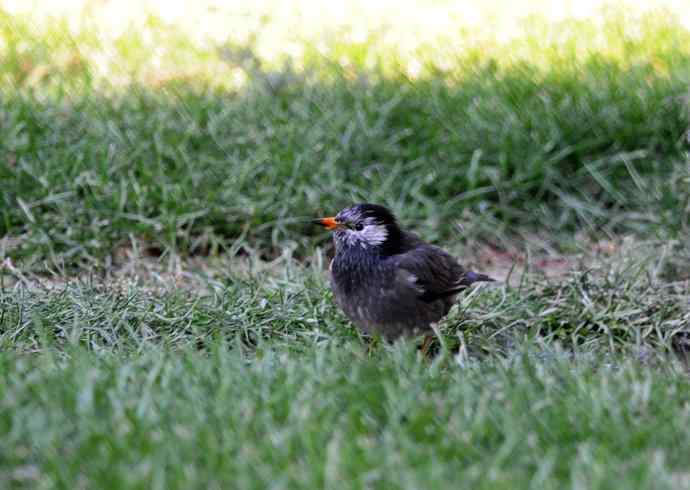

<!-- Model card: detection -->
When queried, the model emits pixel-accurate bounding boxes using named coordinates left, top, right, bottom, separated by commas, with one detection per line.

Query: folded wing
left=392, top=238, right=494, bottom=304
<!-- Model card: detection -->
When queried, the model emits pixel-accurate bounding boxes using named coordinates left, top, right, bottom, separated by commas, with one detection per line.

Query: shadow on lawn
left=1, top=36, right=689, bottom=272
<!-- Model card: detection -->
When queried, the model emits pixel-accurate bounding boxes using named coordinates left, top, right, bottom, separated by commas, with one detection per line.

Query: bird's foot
left=419, top=335, right=434, bottom=357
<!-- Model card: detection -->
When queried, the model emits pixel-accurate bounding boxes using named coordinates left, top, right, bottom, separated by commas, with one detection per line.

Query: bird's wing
left=392, top=241, right=493, bottom=303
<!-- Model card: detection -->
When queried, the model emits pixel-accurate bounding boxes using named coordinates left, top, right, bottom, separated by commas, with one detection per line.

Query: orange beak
left=313, top=216, right=340, bottom=230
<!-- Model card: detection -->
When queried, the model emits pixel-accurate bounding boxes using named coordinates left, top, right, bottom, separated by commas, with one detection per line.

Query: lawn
left=1, top=1, right=690, bottom=488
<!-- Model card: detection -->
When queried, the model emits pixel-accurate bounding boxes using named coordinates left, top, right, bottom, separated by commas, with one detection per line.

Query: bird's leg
left=420, top=323, right=446, bottom=358
left=367, top=337, right=376, bottom=357
left=420, top=335, right=434, bottom=357
left=364, top=333, right=380, bottom=357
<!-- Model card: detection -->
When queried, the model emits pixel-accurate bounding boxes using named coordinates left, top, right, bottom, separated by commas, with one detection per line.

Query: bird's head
left=314, top=203, right=402, bottom=254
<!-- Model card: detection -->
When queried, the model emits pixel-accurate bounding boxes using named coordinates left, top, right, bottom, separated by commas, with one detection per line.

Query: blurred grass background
left=1, top=0, right=689, bottom=270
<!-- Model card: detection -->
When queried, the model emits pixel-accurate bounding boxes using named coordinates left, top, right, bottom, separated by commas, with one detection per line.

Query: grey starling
left=314, top=203, right=494, bottom=341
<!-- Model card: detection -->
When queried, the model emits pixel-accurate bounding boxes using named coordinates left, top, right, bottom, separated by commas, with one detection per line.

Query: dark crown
left=350, top=203, right=397, bottom=225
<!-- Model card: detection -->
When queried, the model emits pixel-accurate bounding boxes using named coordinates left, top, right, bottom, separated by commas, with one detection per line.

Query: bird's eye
left=353, top=223, right=364, bottom=231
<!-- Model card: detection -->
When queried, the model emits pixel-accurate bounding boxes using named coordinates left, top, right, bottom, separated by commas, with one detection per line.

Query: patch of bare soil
left=1, top=236, right=685, bottom=292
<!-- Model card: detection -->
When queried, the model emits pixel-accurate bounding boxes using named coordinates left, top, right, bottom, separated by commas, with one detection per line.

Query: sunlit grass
left=3, top=344, right=690, bottom=489
left=2, top=0, right=690, bottom=90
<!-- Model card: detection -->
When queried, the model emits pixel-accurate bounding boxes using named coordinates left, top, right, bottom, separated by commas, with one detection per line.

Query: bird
left=313, top=203, right=494, bottom=344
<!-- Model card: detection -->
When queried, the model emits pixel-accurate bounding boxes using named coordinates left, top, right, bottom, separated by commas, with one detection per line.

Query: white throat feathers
left=352, top=222, right=388, bottom=248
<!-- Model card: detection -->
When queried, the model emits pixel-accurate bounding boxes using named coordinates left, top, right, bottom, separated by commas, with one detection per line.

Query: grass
left=1, top=245, right=688, bottom=354
left=1, top=1, right=690, bottom=488
left=1, top=8, right=690, bottom=268
left=1, top=250, right=690, bottom=488
left=3, top=345, right=690, bottom=489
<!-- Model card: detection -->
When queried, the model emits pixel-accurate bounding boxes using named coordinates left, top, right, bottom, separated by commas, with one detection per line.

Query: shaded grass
left=1, top=10, right=690, bottom=269
left=2, top=68, right=689, bottom=268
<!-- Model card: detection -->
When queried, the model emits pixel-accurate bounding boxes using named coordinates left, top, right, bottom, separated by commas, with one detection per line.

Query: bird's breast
left=331, top=253, right=386, bottom=308
left=329, top=251, right=448, bottom=339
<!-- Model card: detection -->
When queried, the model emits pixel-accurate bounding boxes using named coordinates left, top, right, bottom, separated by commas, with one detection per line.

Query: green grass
left=2, top=345, right=690, bottom=489
left=1, top=247, right=688, bottom=354
left=2, top=252, right=690, bottom=488
left=1, top=9, right=690, bottom=268
left=2, top=3, right=690, bottom=488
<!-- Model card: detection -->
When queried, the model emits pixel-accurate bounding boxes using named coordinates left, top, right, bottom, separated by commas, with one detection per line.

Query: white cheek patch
left=358, top=223, right=388, bottom=246
left=338, top=214, right=389, bottom=248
